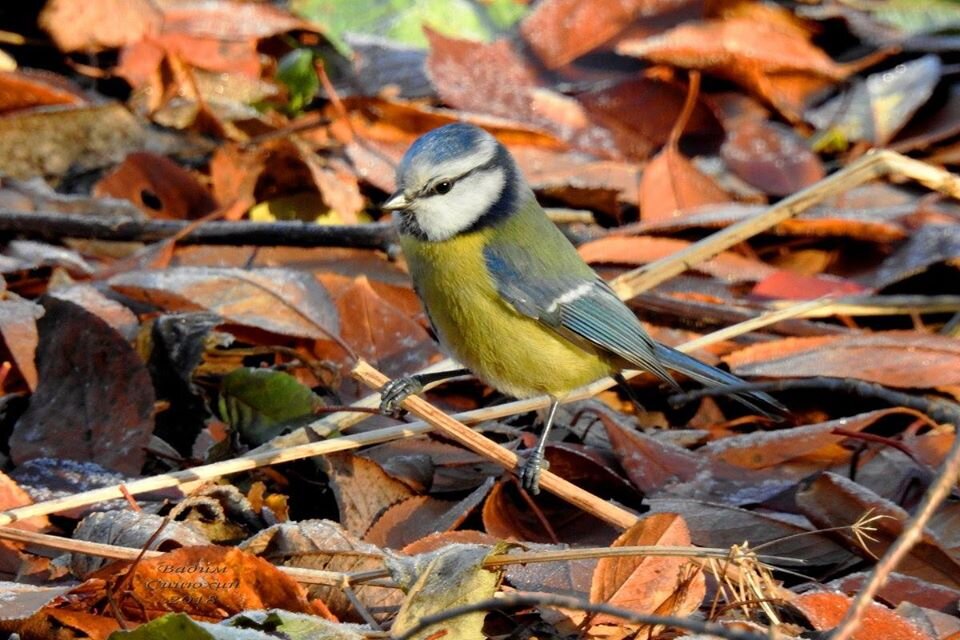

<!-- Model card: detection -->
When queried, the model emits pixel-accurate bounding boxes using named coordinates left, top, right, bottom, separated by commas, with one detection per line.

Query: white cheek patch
left=415, top=168, right=506, bottom=241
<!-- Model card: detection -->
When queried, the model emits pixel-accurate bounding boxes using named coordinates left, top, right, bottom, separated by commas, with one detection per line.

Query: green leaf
left=218, top=367, right=325, bottom=445
left=854, top=0, right=960, bottom=36
left=225, top=610, right=367, bottom=639
left=276, top=49, right=320, bottom=114
left=291, top=0, right=528, bottom=53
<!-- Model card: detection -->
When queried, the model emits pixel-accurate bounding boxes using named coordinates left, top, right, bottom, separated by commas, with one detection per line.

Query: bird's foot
left=379, top=376, right=423, bottom=416
left=518, top=450, right=550, bottom=495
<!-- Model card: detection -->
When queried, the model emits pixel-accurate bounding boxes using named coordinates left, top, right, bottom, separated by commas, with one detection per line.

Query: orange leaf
left=589, top=513, right=705, bottom=627
left=793, top=591, right=932, bottom=640
left=638, top=145, right=731, bottom=221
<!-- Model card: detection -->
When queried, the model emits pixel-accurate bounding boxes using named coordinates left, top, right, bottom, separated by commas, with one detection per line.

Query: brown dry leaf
left=646, top=498, right=856, bottom=568
left=402, top=530, right=500, bottom=555
left=425, top=30, right=621, bottom=159
left=109, top=267, right=340, bottom=341
left=796, top=472, right=960, bottom=589
left=49, top=285, right=139, bottom=337
left=590, top=513, right=705, bottom=628
left=578, top=236, right=775, bottom=283
left=0, top=71, right=86, bottom=113
left=870, top=224, right=960, bottom=288
left=482, top=479, right=619, bottom=546
left=0, top=298, right=43, bottom=391
left=240, top=520, right=402, bottom=622
left=0, top=472, right=48, bottom=532
left=601, top=413, right=706, bottom=494
left=520, top=0, right=695, bottom=69
left=13, top=608, right=120, bottom=640
left=93, top=152, right=218, bottom=219
left=721, top=119, right=824, bottom=196
left=9, top=298, right=155, bottom=475
left=319, top=274, right=437, bottom=379
left=0, top=103, right=168, bottom=179
left=579, top=76, right=723, bottom=161
left=793, top=591, right=933, bottom=640
left=638, top=145, right=732, bottom=221
left=40, top=0, right=161, bottom=52
left=320, top=452, right=416, bottom=538
left=700, top=408, right=922, bottom=473
left=364, top=477, right=495, bottom=549
left=112, top=545, right=320, bottom=622
left=725, top=332, right=960, bottom=388
left=617, top=17, right=850, bottom=119
left=829, top=571, right=960, bottom=613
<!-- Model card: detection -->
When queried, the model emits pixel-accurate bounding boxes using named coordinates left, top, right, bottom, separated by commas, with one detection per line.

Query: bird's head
left=382, top=123, right=523, bottom=242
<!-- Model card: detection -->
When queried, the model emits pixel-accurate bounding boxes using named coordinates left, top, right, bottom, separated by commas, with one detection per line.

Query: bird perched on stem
left=380, top=123, right=785, bottom=494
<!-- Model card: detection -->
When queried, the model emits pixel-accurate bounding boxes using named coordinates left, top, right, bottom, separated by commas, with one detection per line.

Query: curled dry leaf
left=240, top=520, right=402, bottom=621
left=589, top=513, right=705, bottom=628
left=869, top=224, right=960, bottom=288
left=796, top=472, right=960, bottom=589
left=70, top=511, right=209, bottom=576
left=725, top=331, right=960, bottom=388
left=618, top=17, right=850, bottom=119
left=638, top=145, right=731, bottom=221
left=108, top=545, right=320, bottom=622
left=364, top=477, right=495, bottom=549
left=109, top=267, right=340, bottom=341
left=520, top=0, right=697, bottom=69
left=388, top=544, right=503, bottom=640
left=9, top=298, right=155, bottom=475
left=49, top=285, right=139, bottom=338
left=319, top=452, right=415, bottom=538
left=721, top=119, right=824, bottom=196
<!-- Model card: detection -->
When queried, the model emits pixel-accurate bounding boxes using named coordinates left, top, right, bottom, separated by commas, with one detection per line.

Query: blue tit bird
left=380, top=123, right=785, bottom=494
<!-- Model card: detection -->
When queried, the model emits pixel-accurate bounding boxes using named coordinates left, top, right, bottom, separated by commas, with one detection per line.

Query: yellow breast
left=400, top=229, right=612, bottom=399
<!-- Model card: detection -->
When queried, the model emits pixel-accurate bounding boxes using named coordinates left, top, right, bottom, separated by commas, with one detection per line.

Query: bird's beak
left=382, top=191, right=410, bottom=211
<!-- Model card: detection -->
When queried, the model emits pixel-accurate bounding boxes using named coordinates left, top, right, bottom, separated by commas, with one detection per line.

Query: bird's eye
left=434, top=180, right=453, bottom=195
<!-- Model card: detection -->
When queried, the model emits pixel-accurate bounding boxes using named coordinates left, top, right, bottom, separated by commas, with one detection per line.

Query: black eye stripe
left=420, top=154, right=502, bottom=199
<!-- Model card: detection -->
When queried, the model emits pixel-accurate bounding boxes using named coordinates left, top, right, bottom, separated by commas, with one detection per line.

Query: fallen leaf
left=807, top=55, right=942, bottom=147
left=39, top=0, right=161, bottom=52
left=0, top=70, right=86, bottom=113
left=109, top=267, right=340, bottom=341
left=520, top=0, right=696, bottom=69
left=646, top=498, right=856, bottom=568
left=0, top=298, right=42, bottom=391
left=240, top=520, right=402, bottom=622
left=9, top=458, right=132, bottom=520
left=750, top=270, right=868, bottom=299
left=829, top=571, right=960, bottom=613
left=796, top=472, right=960, bottom=589
left=725, top=331, right=960, bottom=388
left=111, top=545, right=319, bottom=622
left=93, top=152, right=218, bottom=219
left=618, top=17, right=850, bottom=119
left=638, top=145, right=732, bottom=220
left=320, top=452, right=415, bottom=538
left=9, top=297, right=155, bottom=475
left=793, top=591, right=933, bottom=640
left=590, top=513, right=705, bottom=627
left=218, top=367, right=325, bottom=446
left=364, top=477, right=495, bottom=549
left=579, top=236, right=775, bottom=283
left=869, top=224, right=960, bottom=288
left=721, top=119, right=824, bottom=196
left=388, top=544, right=503, bottom=640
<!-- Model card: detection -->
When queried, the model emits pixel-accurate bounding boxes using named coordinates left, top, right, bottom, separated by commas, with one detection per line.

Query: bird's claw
left=379, top=376, right=424, bottom=416
left=518, top=451, right=549, bottom=495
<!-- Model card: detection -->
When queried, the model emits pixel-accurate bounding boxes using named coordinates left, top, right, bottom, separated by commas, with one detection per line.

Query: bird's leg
left=519, top=397, right=560, bottom=495
left=379, top=367, right=471, bottom=416
left=614, top=372, right=647, bottom=413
